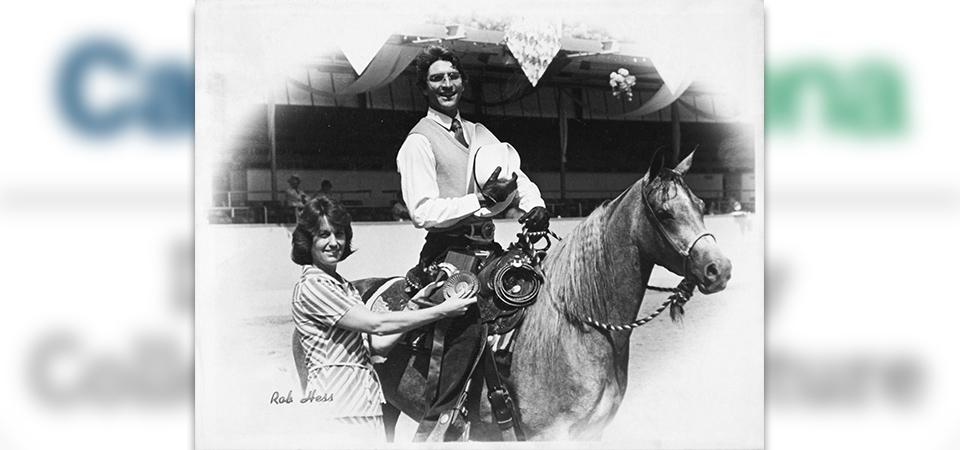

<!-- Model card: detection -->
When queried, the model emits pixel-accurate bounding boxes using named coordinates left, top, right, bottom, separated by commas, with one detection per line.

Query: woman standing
left=290, top=196, right=474, bottom=442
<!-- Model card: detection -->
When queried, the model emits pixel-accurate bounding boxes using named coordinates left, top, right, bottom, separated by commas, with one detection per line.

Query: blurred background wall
left=1, top=0, right=959, bottom=449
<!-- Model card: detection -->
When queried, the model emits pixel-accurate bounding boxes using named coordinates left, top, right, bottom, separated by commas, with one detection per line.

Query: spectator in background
left=319, top=179, right=334, bottom=198
left=730, top=197, right=752, bottom=234
left=285, top=175, right=309, bottom=213
left=390, top=191, right=410, bottom=221
left=704, top=199, right=716, bottom=215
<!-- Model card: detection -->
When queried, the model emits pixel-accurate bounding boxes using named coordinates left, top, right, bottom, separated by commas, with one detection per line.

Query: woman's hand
left=412, top=280, right=444, bottom=300
left=410, top=280, right=477, bottom=316
left=436, top=294, right=477, bottom=318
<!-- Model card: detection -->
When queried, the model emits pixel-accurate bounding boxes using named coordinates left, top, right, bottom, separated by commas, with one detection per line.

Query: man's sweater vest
left=407, top=117, right=500, bottom=200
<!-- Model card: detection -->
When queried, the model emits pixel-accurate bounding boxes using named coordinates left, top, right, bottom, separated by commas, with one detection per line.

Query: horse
left=300, top=150, right=732, bottom=441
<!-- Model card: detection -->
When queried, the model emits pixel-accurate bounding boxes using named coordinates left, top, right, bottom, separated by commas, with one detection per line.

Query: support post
left=268, top=102, right=278, bottom=202
left=557, top=89, right=568, bottom=202
left=670, top=102, right=681, bottom=166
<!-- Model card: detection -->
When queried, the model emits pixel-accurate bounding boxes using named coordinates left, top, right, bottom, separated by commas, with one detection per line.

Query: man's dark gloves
left=519, top=206, right=550, bottom=231
left=479, top=166, right=518, bottom=206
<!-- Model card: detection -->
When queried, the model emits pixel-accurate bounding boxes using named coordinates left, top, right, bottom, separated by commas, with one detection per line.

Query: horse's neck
left=505, top=188, right=665, bottom=437
left=508, top=199, right=656, bottom=427
left=592, top=187, right=658, bottom=326
left=541, top=189, right=658, bottom=340
left=607, top=187, right=659, bottom=314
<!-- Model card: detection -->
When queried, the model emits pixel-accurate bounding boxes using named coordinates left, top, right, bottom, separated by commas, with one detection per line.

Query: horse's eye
left=656, top=208, right=674, bottom=220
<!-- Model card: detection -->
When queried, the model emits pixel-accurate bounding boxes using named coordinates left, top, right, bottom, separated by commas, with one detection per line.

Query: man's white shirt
left=396, top=108, right=545, bottom=230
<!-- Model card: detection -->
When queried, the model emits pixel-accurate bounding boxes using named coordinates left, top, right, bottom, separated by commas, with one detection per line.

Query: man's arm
left=397, top=134, right=482, bottom=229
left=502, top=141, right=544, bottom=212
left=514, top=168, right=546, bottom=213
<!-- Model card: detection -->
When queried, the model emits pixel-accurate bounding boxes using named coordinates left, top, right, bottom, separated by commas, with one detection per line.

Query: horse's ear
left=675, top=148, right=696, bottom=175
left=642, top=147, right=667, bottom=183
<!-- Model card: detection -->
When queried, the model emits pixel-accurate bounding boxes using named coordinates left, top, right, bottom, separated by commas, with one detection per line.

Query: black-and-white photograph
left=196, top=1, right=763, bottom=447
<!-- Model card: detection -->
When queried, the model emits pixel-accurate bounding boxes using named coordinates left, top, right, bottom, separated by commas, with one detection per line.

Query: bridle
left=641, top=169, right=716, bottom=278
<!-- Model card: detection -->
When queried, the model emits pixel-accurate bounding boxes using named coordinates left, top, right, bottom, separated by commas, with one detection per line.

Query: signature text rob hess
left=270, top=390, right=333, bottom=405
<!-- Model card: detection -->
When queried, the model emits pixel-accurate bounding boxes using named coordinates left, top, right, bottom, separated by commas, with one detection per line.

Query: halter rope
left=579, top=278, right=696, bottom=332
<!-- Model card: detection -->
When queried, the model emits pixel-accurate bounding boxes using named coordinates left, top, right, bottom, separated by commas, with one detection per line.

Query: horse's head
left=631, top=150, right=732, bottom=294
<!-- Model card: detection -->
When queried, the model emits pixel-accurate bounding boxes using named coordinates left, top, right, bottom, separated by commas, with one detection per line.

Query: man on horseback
left=395, top=45, right=550, bottom=440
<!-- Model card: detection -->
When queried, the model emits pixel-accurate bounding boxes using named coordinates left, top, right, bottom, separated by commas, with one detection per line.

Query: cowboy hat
left=469, top=142, right=520, bottom=218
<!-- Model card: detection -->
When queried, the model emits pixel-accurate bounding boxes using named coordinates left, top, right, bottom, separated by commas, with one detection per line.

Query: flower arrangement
left=609, top=68, right=636, bottom=101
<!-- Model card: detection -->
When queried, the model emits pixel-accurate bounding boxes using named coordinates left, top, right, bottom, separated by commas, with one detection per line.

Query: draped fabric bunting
left=613, top=47, right=696, bottom=117
left=503, top=17, right=562, bottom=87
left=620, top=79, right=692, bottom=118
left=677, top=98, right=744, bottom=122
left=339, top=34, right=391, bottom=77
left=559, top=79, right=692, bottom=119
left=462, top=72, right=537, bottom=107
left=336, top=44, right=420, bottom=96
left=648, top=54, right=695, bottom=97
left=286, top=44, right=420, bottom=97
left=332, top=9, right=395, bottom=77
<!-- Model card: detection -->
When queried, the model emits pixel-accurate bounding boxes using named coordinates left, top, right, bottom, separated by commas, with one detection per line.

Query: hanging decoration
left=503, top=17, right=562, bottom=87
left=332, top=10, right=395, bottom=76
left=609, top=68, right=637, bottom=101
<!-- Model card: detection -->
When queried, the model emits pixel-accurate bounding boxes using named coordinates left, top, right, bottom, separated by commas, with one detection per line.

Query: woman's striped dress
left=292, top=266, right=385, bottom=440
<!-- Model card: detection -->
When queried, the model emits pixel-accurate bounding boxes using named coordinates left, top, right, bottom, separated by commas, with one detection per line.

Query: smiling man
left=395, top=45, right=549, bottom=441
left=397, top=46, right=549, bottom=277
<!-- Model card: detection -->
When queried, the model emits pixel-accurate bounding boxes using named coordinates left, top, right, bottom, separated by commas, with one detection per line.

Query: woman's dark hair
left=291, top=196, right=355, bottom=265
left=414, top=45, right=467, bottom=91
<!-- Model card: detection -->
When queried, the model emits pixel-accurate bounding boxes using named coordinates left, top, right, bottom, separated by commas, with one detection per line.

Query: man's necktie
left=450, top=118, right=468, bottom=148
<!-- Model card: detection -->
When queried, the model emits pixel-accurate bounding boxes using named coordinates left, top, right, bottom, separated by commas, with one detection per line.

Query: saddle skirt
left=365, top=276, right=527, bottom=350
left=364, top=275, right=526, bottom=441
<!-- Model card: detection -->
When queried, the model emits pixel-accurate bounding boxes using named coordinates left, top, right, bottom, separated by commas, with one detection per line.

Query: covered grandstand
left=206, top=19, right=757, bottom=223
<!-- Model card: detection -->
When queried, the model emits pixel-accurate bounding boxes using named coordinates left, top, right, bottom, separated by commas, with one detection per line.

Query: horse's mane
left=540, top=198, right=620, bottom=327
left=513, top=201, right=616, bottom=365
